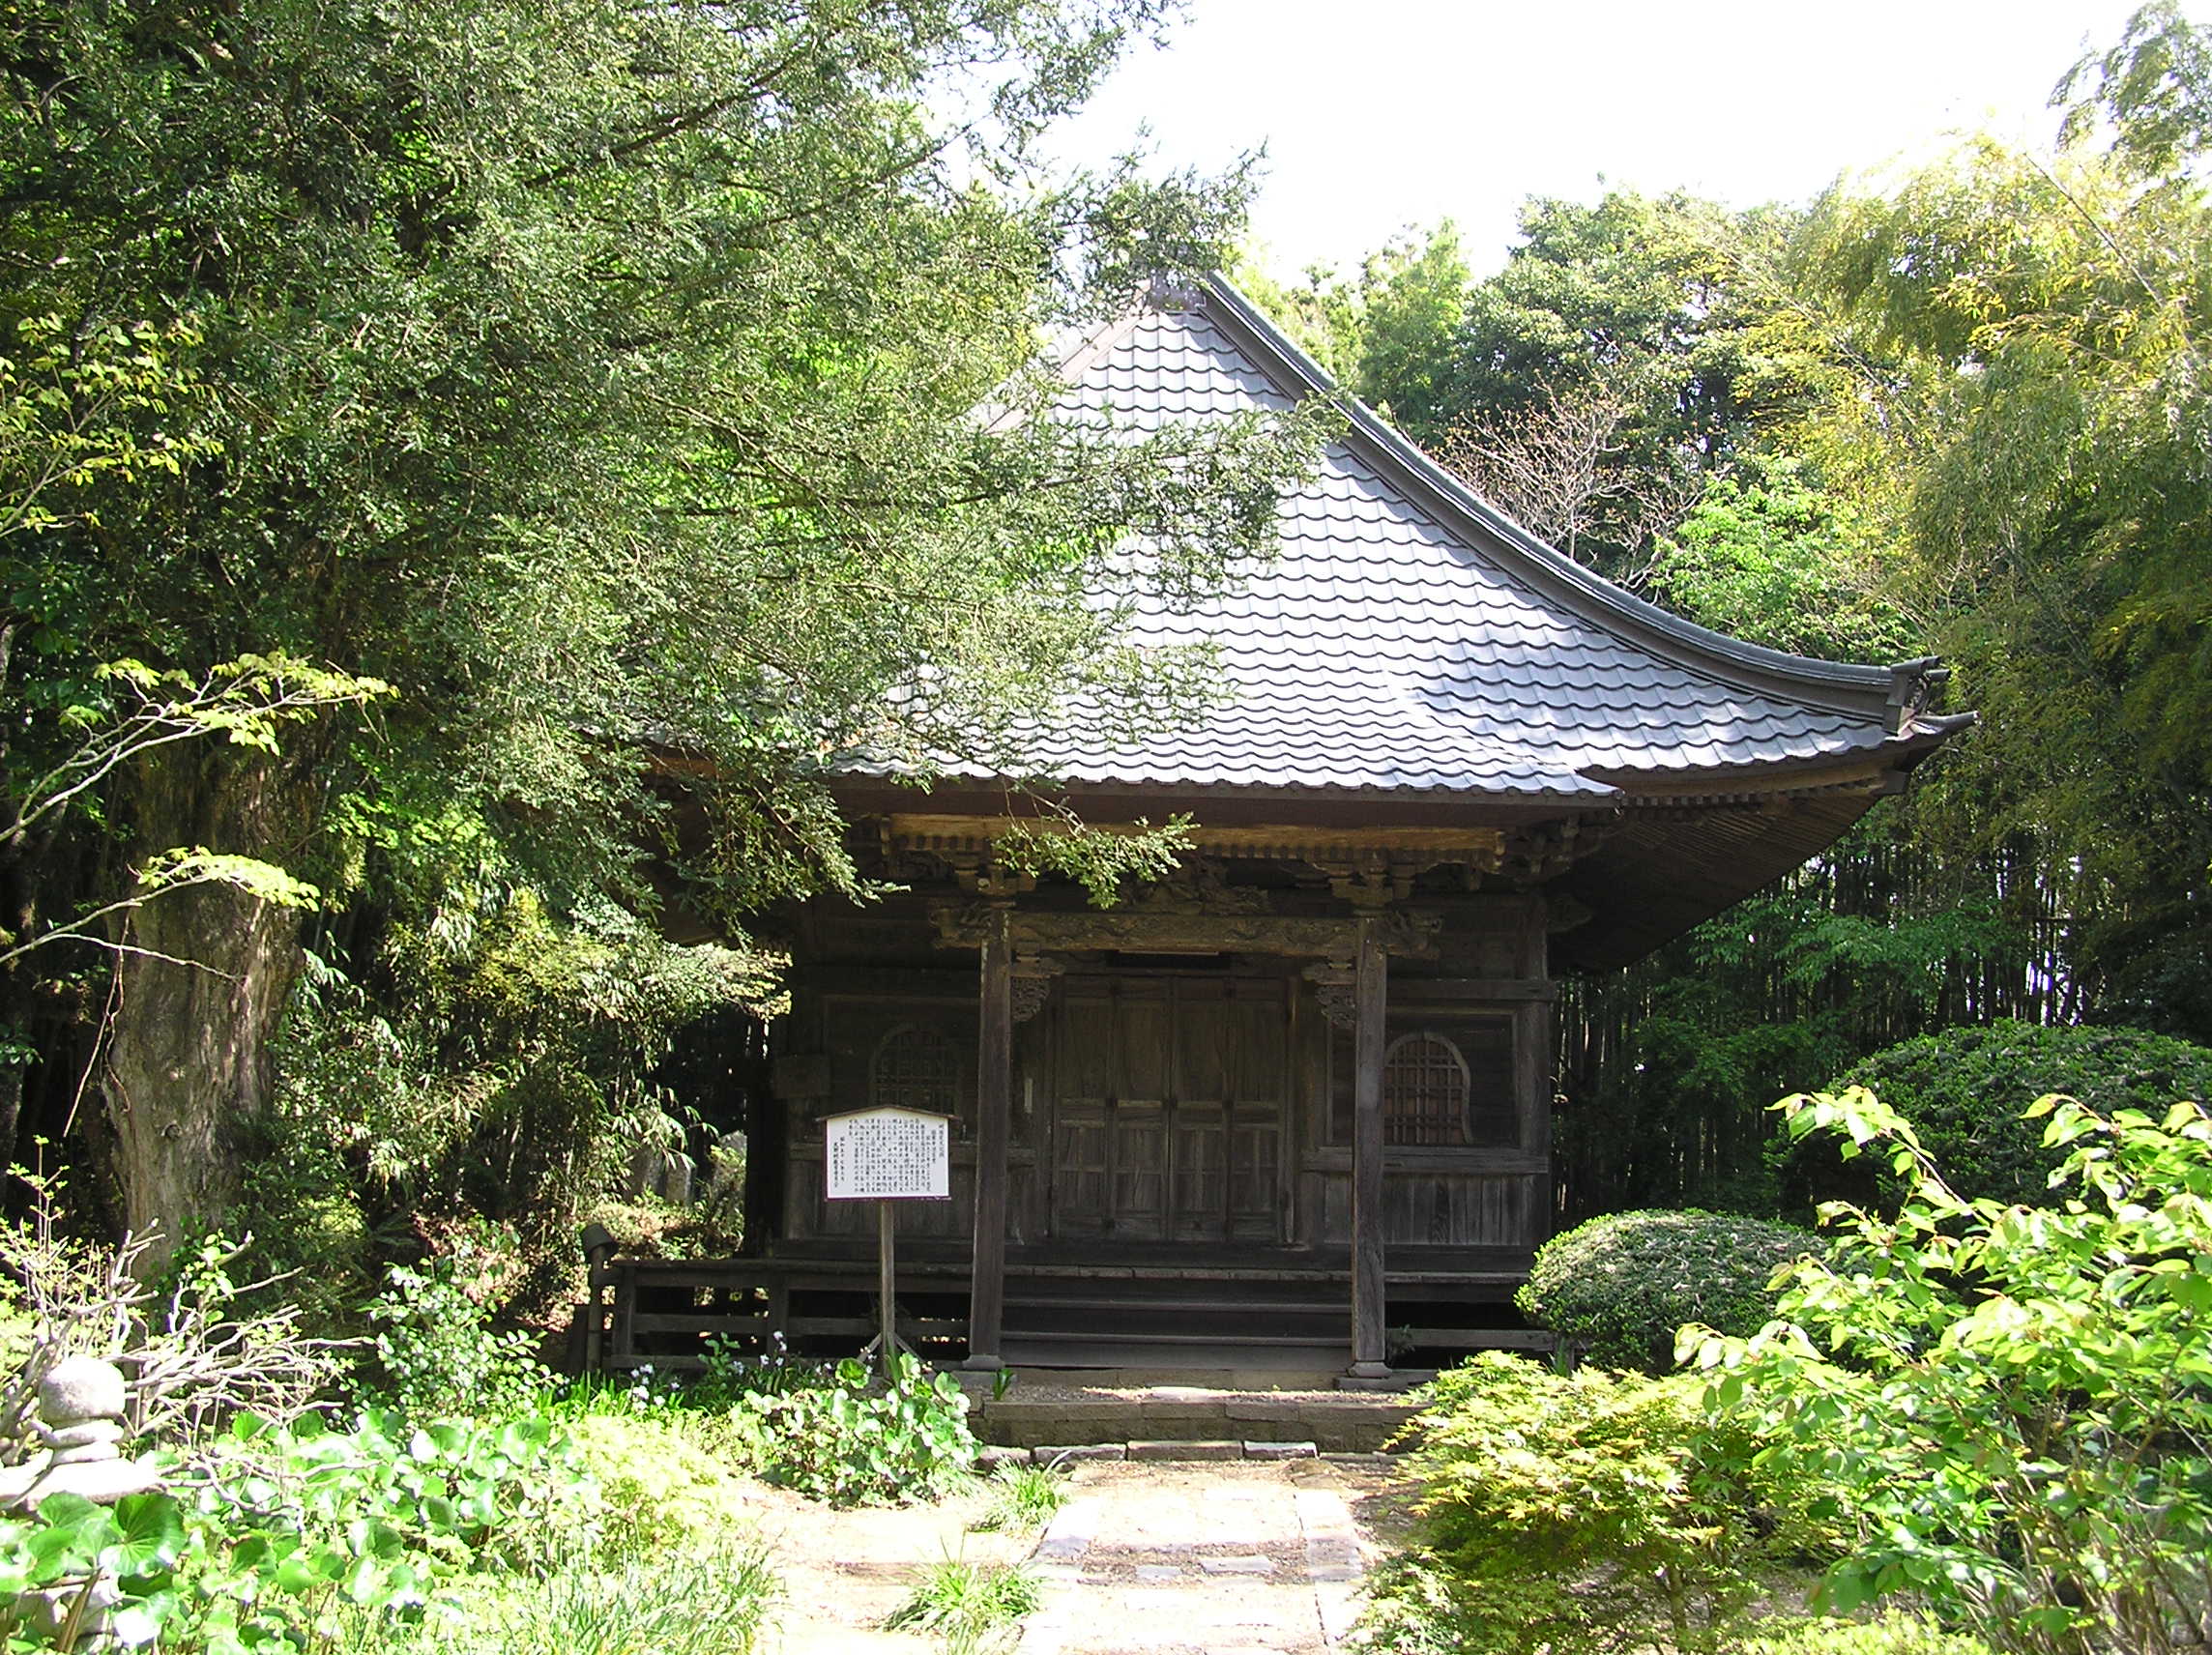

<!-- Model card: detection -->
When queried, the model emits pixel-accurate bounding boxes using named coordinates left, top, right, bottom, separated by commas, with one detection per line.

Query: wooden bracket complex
left=1008, top=953, right=1063, bottom=1024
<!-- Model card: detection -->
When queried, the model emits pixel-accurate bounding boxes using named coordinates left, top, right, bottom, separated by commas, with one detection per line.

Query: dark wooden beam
left=965, top=910, right=1012, bottom=1369
left=889, top=812, right=1507, bottom=866
left=1350, top=918, right=1389, bottom=1377
left=933, top=905, right=1439, bottom=958
left=1389, top=977, right=1557, bottom=1002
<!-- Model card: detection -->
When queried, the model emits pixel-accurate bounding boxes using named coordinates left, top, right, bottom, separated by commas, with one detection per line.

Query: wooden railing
left=581, top=1231, right=970, bottom=1371
left=577, top=1229, right=1555, bottom=1373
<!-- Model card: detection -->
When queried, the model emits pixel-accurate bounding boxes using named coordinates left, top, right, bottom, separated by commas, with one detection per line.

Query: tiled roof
left=941, top=278, right=1955, bottom=801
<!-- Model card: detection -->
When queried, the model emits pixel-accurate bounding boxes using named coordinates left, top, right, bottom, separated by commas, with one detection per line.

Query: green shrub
left=1732, top=1615, right=1994, bottom=1655
left=737, top=1352, right=976, bottom=1506
left=1517, top=1209, right=1817, bottom=1373
left=1361, top=1352, right=1826, bottom=1655
left=561, top=1408, right=759, bottom=1563
left=366, top=1260, right=550, bottom=1420
left=1694, top=1087, right=2212, bottom=1655
left=1771, top=1021, right=2212, bottom=1215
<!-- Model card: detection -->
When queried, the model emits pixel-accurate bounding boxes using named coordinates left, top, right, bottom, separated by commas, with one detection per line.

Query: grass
left=345, top=1539, right=781, bottom=1655
left=967, top=1458, right=1069, bottom=1534
left=885, top=1553, right=1042, bottom=1655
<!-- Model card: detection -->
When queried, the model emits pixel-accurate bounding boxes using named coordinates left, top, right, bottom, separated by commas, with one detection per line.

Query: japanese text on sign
left=825, top=1108, right=950, bottom=1201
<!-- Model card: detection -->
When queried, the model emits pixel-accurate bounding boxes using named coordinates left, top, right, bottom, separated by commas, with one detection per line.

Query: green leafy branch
left=1686, top=1084, right=2212, bottom=1653
left=0, top=653, right=391, bottom=973
left=991, top=805, right=1194, bottom=907
left=0, top=313, right=217, bottom=545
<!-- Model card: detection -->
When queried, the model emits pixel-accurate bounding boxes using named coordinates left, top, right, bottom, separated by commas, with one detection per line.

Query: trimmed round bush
left=1515, top=1208, right=1816, bottom=1374
left=1773, top=1020, right=2212, bottom=1216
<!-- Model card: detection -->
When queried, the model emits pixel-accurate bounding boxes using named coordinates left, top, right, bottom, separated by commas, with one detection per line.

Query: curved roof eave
left=1195, top=273, right=1940, bottom=722
left=830, top=713, right=1965, bottom=812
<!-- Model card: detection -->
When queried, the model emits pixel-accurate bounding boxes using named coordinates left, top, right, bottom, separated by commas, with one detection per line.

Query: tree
left=1644, top=472, right=1914, bottom=661
left=0, top=0, right=1322, bottom=1254
left=1441, top=192, right=1800, bottom=550
left=1346, top=222, right=1474, bottom=444
left=1437, top=375, right=1698, bottom=578
left=1772, top=4, right=2212, bottom=1038
left=1233, top=223, right=1473, bottom=436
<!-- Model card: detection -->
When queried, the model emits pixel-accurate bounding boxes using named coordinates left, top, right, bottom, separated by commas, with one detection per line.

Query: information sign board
left=824, top=1107, right=950, bottom=1201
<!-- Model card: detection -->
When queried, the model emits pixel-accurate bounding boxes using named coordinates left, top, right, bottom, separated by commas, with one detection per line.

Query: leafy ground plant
left=737, top=1352, right=975, bottom=1506
left=885, top=1553, right=1040, bottom=1655
left=1690, top=1086, right=2212, bottom=1655
left=0, top=1403, right=597, bottom=1652
left=364, top=1261, right=549, bottom=1422
left=0, top=1491, right=186, bottom=1650
left=555, top=1405, right=761, bottom=1566
left=1733, top=1614, right=1995, bottom=1655
left=685, top=1332, right=836, bottom=1407
left=351, top=1538, right=780, bottom=1655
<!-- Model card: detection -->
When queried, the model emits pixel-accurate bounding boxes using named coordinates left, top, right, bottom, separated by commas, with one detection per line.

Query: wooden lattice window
left=1382, top=1032, right=1470, bottom=1146
left=871, top=1025, right=960, bottom=1119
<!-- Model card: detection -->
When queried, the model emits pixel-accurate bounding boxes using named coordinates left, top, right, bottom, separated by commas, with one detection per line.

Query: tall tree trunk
left=101, top=745, right=317, bottom=1268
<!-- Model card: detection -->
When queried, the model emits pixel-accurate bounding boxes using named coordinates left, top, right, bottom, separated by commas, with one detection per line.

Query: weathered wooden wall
left=766, top=883, right=1556, bottom=1266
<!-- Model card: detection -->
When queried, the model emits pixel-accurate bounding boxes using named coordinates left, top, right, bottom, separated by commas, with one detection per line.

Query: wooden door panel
left=1229, top=1106, right=1281, bottom=1241
left=1171, top=1105, right=1226, bottom=1240
left=1046, top=978, right=1291, bottom=1244
left=1119, top=998, right=1171, bottom=1102
left=1111, top=1102, right=1166, bottom=1239
left=1059, top=1000, right=1116, bottom=1099
left=1227, top=999, right=1285, bottom=1101
left=1054, top=1104, right=1110, bottom=1237
left=1176, top=999, right=1229, bottom=1104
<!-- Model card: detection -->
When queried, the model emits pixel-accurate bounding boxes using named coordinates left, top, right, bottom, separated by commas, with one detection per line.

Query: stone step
left=974, top=1385, right=1418, bottom=1453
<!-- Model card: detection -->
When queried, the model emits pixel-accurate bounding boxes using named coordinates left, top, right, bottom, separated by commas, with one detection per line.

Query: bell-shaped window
left=871, top=1024, right=961, bottom=1121
left=1382, top=1032, right=1470, bottom=1147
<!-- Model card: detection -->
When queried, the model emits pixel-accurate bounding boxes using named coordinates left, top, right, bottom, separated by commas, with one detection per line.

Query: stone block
left=1243, top=1439, right=1317, bottom=1460
left=39, top=1357, right=125, bottom=1426
left=44, top=1420, right=123, bottom=1450
left=1128, top=1438, right=1241, bottom=1462
left=1196, top=1554, right=1274, bottom=1575
left=1033, top=1442, right=1125, bottom=1463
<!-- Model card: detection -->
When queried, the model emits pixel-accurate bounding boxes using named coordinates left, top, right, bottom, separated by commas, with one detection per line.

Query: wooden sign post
left=824, top=1107, right=951, bottom=1378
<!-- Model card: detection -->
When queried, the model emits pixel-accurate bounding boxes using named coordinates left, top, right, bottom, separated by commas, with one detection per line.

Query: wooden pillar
left=964, top=910, right=1012, bottom=1369
left=877, top=1199, right=899, bottom=1379
left=1350, top=918, right=1389, bottom=1377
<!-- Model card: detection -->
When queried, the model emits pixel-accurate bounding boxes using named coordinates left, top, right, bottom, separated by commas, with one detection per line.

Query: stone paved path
left=1016, top=1460, right=1393, bottom=1655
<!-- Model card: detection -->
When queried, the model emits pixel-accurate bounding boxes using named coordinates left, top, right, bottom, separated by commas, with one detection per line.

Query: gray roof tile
left=924, top=281, right=1946, bottom=801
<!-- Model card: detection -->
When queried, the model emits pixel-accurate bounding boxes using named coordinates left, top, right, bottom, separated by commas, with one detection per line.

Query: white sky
left=1043, top=0, right=2161, bottom=278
